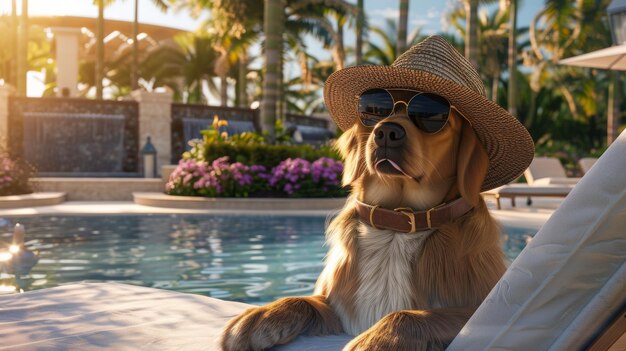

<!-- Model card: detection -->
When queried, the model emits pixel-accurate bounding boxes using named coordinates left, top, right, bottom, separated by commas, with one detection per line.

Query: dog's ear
left=456, top=119, right=489, bottom=206
left=334, top=127, right=363, bottom=186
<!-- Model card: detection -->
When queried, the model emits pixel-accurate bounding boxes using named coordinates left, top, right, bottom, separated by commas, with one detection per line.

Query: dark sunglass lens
left=358, top=89, right=394, bottom=126
left=407, top=93, right=450, bottom=133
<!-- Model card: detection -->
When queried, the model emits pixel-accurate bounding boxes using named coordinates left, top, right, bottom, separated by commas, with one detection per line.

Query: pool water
left=0, top=215, right=536, bottom=304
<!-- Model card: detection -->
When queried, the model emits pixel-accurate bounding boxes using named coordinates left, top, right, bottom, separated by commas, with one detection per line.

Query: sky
left=0, top=0, right=543, bottom=46
left=0, top=0, right=544, bottom=98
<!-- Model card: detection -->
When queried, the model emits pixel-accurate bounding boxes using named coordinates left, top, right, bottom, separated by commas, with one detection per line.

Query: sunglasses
left=358, top=88, right=451, bottom=134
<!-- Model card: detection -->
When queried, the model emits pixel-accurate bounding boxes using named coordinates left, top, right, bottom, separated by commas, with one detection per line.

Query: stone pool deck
left=0, top=192, right=66, bottom=209
left=0, top=197, right=559, bottom=231
left=31, top=178, right=163, bottom=201
left=133, top=192, right=348, bottom=210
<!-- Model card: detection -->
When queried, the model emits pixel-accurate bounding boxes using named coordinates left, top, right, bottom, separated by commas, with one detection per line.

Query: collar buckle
left=393, top=207, right=417, bottom=233
left=369, top=205, right=380, bottom=229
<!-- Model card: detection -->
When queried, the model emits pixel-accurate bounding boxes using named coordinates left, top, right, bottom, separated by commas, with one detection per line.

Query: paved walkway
left=2, top=196, right=563, bottom=230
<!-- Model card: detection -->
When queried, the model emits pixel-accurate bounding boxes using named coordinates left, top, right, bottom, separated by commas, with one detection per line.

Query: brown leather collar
left=355, top=198, right=474, bottom=233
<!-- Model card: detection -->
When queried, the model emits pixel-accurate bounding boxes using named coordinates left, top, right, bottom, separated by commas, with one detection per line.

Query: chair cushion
left=532, top=177, right=581, bottom=186
left=524, top=157, right=568, bottom=184
left=0, top=282, right=352, bottom=350
left=579, top=157, right=598, bottom=175
left=483, top=184, right=573, bottom=196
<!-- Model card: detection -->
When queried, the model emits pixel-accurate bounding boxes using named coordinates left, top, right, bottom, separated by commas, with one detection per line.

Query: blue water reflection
left=0, top=215, right=536, bottom=304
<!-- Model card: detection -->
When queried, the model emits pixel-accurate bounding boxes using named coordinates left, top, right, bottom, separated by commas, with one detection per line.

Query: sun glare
left=0, top=252, right=13, bottom=262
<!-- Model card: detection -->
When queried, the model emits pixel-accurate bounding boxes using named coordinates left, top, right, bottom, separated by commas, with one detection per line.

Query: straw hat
left=324, top=35, right=534, bottom=191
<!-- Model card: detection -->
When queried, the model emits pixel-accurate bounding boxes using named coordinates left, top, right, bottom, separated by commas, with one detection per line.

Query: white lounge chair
left=482, top=184, right=573, bottom=210
left=524, top=156, right=581, bottom=185
left=482, top=156, right=579, bottom=210
left=579, top=157, right=598, bottom=175
left=450, top=130, right=626, bottom=350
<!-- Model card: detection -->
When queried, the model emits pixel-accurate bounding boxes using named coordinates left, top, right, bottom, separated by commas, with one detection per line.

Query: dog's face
left=336, top=95, right=489, bottom=210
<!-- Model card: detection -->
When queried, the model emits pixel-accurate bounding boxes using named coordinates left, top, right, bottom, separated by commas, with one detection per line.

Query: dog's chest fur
left=344, top=224, right=432, bottom=335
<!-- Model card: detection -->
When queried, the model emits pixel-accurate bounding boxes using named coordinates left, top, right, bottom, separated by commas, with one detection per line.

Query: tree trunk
left=507, top=0, right=517, bottom=116
left=397, top=0, right=409, bottom=56
left=96, top=1, right=104, bottom=100
left=356, top=0, right=364, bottom=65
left=10, top=0, right=17, bottom=87
left=194, top=79, right=202, bottom=103
left=464, top=0, right=479, bottom=68
left=237, top=55, right=248, bottom=107
left=332, top=16, right=345, bottom=71
left=214, top=50, right=230, bottom=106
left=278, top=48, right=284, bottom=121
left=524, top=89, right=537, bottom=129
left=491, top=70, right=499, bottom=102
left=220, top=76, right=228, bottom=106
left=607, top=71, right=620, bottom=145
left=132, top=0, right=139, bottom=91
left=261, top=0, right=284, bottom=141
left=16, top=0, right=28, bottom=96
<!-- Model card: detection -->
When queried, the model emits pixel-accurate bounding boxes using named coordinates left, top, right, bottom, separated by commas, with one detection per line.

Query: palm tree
left=0, top=14, right=50, bottom=94
left=448, top=4, right=522, bottom=102
left=397, top=0, right=409, bottom=55
left=10, top=0, right=17, bottom=86
left=507, top=0, right=518, bottom=115
left=270, top=0, right=356, bottom=136
left=286, top=4, right=356, bottom=71
left=363, top=19, right=424, bottom=65
left=355, top=0, right=364, bottom=65
left=93, top=0, right=167, bottom=99
left=141, top=34, right=220, bottom=103
left=463, top=0, right=478, bottom=67
left=131, top=0, right=168, bottom=91
left=462, top=0, right=498, bottom=68
left=94, top=0, right=109, bottom=99
left=261, top=0, right=284, bottom=140
left=175, top=0, right=355, bottom=136
left=16, top=0, right=28, bottom=96
left=524, top=0, right=612, bottom=145
left=480, top=7, right=509, bottom=101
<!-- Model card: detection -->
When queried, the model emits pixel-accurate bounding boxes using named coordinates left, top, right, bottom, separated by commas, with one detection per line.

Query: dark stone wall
left=171, top=103, right=260, bottom=163
left=8, top=97, right=139, bottom=175
left=170, top=105, right=334, bottom=163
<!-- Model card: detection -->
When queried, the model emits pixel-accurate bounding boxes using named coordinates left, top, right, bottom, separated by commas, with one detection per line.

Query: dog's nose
left=374, top=122, right=406, bottom=147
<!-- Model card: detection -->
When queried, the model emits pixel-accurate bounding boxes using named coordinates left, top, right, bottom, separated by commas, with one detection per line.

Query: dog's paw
left=219, top=297, right=332, bottom=351
left=343, top=311, right=445, bottom=351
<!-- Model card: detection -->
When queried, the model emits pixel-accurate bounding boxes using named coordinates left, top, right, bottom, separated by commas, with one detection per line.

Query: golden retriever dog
left=219, top=101, right=507, bottom=350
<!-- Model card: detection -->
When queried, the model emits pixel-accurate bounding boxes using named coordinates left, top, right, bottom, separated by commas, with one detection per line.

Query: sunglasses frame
left=357, top=88, right=454, bottom=134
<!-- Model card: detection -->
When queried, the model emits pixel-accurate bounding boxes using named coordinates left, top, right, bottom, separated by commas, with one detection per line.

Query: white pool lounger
left=0, top=282, right=352, bottom=350
left=482, top=184, right=574, bottom=209
left=449, top=130, right=626, bottom=351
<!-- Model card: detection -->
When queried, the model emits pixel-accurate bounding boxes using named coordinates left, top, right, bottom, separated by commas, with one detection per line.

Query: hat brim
left=324, top=65, right=535, bottom=191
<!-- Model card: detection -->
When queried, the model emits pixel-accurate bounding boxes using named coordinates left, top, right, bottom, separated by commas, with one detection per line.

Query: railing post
left=0, top=85, right=16, bottom=151
left=131, top=90, right=173, bottom=175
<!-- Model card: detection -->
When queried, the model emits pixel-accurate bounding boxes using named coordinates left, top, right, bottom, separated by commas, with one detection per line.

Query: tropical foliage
left=0, top=151, right=35, bottom=196
left=1, top=0, right=624, bottom=162
left=167, top=117, right=344, bottom=198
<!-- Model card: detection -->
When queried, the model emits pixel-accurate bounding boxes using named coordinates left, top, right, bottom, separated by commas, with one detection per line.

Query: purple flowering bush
left=268, top=157, right=345, bottom=197
left=0, top=154, right=34, bottom=196
left=165, top=157, right=268, bottom=197
left=166, top=156, right=346, bottom=198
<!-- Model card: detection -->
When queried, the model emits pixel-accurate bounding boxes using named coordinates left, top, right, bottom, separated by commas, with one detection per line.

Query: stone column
left=0, top=85, right=15, bottom=151
left=131, top=90, right=173, bottom=175
left=50, top=27, right=81, bottom=97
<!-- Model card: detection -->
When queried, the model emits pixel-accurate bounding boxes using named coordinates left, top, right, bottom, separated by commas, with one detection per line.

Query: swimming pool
left=0, top=215, right=536, bottom=304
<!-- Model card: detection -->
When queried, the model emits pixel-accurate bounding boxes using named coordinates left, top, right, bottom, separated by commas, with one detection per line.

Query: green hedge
left=193, top=142, right=340, bottom=168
